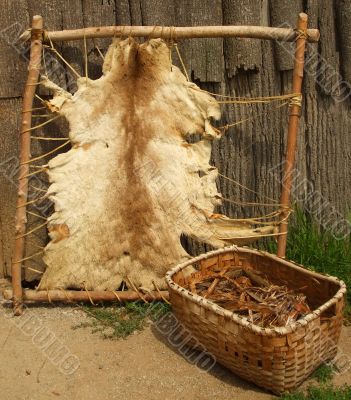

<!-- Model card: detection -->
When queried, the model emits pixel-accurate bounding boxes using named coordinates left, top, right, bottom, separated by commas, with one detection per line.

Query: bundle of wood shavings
left=186, top=266, right=311, bottom=328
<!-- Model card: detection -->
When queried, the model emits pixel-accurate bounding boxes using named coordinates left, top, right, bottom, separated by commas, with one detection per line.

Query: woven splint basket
left=166, top=246, right=346, bottom=394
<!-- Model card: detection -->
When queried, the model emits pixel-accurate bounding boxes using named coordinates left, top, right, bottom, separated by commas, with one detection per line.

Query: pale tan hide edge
left=38, top=38, right=273, bottom=291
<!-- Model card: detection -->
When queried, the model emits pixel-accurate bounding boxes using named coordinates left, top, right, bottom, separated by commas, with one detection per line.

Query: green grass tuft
left=264, top=208, right=351, bottom=304
left=74, top=301, right=171, bottom=339
left=310, top=364, right=335, bottom=383
left=279, top=385, right=351, bottom=400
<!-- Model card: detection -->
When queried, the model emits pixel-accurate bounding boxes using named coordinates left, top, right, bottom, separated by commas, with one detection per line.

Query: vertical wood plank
left=0, top=0, right=28, bottom=97
left=269, top=0, right=303, bottom=71
left=222, top=0, right=262, bottom=77
left=0, top=99, right=22, bottom=276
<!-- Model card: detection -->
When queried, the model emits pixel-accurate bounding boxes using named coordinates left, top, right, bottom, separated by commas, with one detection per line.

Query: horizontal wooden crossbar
left=20, top=24, right=320, bottom=43
left=3, top=289, right=169, bottom=303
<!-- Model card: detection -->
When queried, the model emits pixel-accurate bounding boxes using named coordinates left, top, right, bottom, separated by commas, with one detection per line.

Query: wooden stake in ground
left=11, top=15, right=43, bottom=315
left=277, top=13, right=308, bottom=258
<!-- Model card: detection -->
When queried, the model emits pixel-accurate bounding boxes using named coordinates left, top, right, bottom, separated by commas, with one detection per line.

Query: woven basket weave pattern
left=166, top=246, right=346, bottom=394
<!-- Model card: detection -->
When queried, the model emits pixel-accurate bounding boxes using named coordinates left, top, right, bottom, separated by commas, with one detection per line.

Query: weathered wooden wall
left=1, top=0, right=350, bottom=278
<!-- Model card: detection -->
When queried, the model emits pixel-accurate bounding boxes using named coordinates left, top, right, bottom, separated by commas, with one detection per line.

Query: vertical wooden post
left=11, top=15, right=43, bottom=315
left=277, top=13, right=308, bottom=258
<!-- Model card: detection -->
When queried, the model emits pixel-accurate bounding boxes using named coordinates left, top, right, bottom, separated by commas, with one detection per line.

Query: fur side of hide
left=39, top=39, right=272, bottom=290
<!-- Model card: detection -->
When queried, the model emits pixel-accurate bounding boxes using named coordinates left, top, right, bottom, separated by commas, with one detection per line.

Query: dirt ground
left=0, top=284, right=350, bottom=400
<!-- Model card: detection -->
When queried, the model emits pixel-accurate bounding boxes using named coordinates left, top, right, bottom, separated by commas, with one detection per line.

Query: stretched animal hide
left=39, top=38, right=273, bottom=291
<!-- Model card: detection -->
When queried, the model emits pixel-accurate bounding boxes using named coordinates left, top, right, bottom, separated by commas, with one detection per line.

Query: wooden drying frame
left=8, top=13, right=317, bottom=314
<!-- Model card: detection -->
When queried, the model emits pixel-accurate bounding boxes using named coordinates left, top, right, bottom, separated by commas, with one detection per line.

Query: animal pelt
left=38, top=38, right=273, bottom=291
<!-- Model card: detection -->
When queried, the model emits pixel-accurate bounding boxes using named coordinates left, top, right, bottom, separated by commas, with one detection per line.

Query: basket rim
left=165, top=245, right=347, bottom=337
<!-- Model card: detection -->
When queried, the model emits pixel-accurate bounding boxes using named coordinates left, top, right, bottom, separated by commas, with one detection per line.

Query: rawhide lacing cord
left=84, top=282, right=96, bottom=305
left=295, top=29, right=309, bottom=41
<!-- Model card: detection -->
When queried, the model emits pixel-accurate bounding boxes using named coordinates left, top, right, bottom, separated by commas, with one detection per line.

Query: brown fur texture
left=39, top=39, right=273, bottom=291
